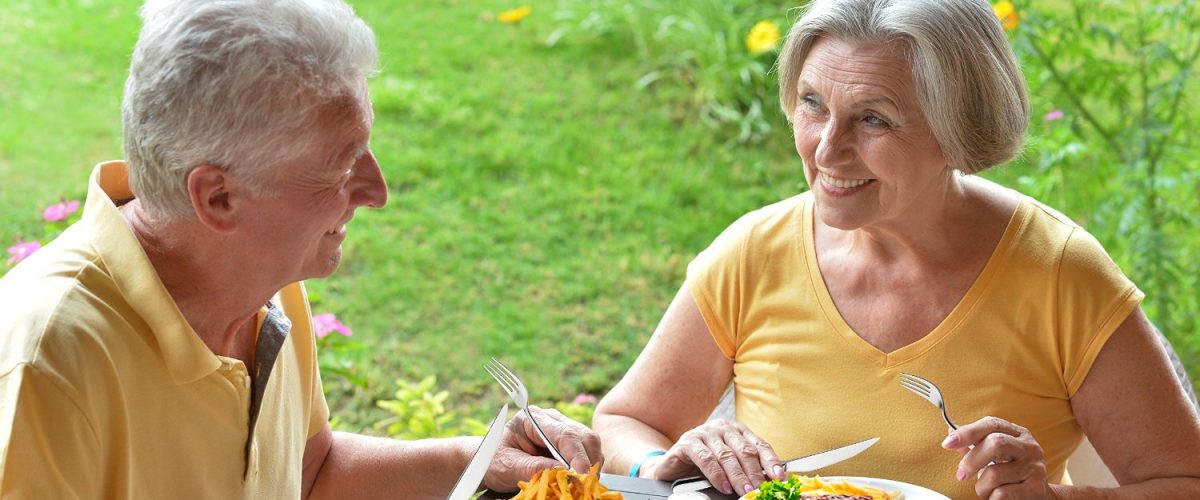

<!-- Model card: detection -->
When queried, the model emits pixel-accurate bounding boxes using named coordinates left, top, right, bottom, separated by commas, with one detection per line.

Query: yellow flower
left=745, top=20, right=781, bottom=54
left=498, top=6, right=531, bottom=24
left=993, top=1, right=1019, bottom=31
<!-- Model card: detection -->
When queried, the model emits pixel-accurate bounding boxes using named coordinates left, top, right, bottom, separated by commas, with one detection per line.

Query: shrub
left=548, top=0, right=797, bottom=144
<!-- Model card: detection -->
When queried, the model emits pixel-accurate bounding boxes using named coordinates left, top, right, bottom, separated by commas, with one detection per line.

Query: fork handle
left=941, top=406, right=958, bottom=431
left=525, top=407, right=571, bottom=467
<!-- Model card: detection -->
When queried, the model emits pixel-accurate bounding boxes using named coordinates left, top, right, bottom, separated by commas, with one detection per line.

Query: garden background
left=2, top=0, right=1196, bottom=437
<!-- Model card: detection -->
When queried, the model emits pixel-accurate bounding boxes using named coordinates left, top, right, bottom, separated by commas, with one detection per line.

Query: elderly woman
left=593, top=0, right=1200, bottom=498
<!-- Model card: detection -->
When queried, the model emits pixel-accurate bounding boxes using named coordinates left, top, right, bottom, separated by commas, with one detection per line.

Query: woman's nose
left=814, top=119, right=853, bottom=167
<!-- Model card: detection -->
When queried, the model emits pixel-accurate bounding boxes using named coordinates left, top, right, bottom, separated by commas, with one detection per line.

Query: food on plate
left=742, top=475, right=901, bottom=500
left=509, top=463, right=623, bottom=499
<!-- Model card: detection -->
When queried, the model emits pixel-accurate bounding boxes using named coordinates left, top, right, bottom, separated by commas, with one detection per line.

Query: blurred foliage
left=992, top=0, right=1200, bottom=376
left=548, top=0, right=798, bottom=144
left=375, top=376, right=489, bottom=438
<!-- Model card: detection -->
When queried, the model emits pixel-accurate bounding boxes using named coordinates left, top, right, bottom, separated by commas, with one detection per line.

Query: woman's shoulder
left=726, top=192, right=810, bottom=236
left=690, top=193, right=809, bottom=271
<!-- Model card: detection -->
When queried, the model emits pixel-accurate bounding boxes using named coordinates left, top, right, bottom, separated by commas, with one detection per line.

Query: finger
left=701, top=433, right=755, bottom=496
left=735, top=424, right=784, bottom=480
left=958, top=432, right=1040, bottom=482
left=945, top=416, right=1025, bottom=452
left=687, top=437, right=733, bottom=495
left=484, top=448, right=562, bottom=493
left=503, top=411, right=542, bottom=454
left=524, top=405, right=601, bottom=472
left=974, top=461, right=1048, bottom=500
left=721, top=429, right=767, bottom=494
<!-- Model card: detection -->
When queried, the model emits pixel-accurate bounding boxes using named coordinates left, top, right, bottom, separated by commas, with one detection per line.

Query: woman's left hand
left=942, top=416, right=1052, bottom=499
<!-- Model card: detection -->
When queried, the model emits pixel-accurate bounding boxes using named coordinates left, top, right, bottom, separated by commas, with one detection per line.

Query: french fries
left=509, top=464, right=623, bottom=500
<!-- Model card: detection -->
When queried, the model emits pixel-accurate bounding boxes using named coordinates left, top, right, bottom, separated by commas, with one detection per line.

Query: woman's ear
left=186, top=164, right=239, bottom=234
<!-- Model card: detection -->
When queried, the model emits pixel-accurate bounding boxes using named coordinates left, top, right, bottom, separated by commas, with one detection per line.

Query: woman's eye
left=801, top=94, right=821, bottom=109
left=863, top=114, right=890, bottom=127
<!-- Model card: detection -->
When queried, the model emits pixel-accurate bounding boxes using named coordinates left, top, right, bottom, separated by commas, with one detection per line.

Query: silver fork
left=899, top=372, right=957, bottom=431
left=485, top=357, right=571, bottom=467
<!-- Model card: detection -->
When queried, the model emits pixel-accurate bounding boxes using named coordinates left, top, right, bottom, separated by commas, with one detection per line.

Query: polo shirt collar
left=85, top=160, right=222, bottom=384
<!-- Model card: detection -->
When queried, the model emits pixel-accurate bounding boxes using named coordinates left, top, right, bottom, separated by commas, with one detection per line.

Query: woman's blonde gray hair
left=122, top=0, right=379, bottom=218
left=778, top=0, right=1028, bottom=173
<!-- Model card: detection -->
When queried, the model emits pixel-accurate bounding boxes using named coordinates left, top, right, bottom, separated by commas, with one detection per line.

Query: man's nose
left=351, top=150, right=388, bottom=209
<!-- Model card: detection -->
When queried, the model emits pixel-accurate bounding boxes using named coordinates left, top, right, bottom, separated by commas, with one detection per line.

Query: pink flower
left=6, top=240, right=41, bottom=266
left=1043, top=109, right=1064, bottom=122
left=572, top=393, right=598, bottom=405
left=42, top=199, right=80, bottom=222
left=312, top=313, right=353, bottom=338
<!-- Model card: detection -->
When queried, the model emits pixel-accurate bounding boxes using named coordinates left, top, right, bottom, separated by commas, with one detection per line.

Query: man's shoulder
left=0, top=230, right=129, bottom=373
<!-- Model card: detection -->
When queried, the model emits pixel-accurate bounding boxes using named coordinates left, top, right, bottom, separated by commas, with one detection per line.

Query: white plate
left=819, top=476, right=948, bottom=500
left=738, top=476, right=949, bottom=500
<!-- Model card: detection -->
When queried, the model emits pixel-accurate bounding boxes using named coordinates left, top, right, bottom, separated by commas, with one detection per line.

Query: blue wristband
left=629, top=450, right=666, bottom=478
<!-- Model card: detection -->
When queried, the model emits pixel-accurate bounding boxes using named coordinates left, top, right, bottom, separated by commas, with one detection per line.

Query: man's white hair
left=122, top=0, right=379, bottom=218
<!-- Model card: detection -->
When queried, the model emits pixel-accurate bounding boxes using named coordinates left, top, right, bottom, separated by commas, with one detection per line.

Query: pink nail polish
left=955, top=467, right=966, bottom=481
left=721, top=481, right=733, bottom=494
left=774, top=465, right=785, bottom=479
left=941, top=433, right=959, bottom=448
left=744, top=484, right=754, bottom=493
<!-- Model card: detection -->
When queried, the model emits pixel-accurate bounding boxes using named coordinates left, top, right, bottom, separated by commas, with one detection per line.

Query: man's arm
left=302, top=424, right=476, bottom=499
left=301, top=406, right=603, bottom=498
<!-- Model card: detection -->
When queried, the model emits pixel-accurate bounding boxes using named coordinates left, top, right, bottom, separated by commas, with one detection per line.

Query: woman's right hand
left=644, top=419, right=787, bottom=496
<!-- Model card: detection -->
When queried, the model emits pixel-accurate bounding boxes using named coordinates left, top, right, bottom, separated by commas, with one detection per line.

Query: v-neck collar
left=798, top=193, right=1033, bottom=367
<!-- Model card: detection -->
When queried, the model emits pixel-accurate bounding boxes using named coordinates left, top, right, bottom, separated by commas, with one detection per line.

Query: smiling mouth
left=325, top=224, right=347, bottom=236
left=819, top=172, right=874, bottom=189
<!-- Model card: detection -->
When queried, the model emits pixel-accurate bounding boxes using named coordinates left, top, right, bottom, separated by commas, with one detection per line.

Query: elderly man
left=0, top=0, right=600, bottom=498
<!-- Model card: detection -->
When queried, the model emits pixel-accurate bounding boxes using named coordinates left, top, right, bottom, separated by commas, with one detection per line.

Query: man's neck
left=120, top=200, right=270, bottom=363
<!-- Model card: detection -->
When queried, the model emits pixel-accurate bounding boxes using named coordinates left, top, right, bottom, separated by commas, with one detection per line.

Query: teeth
left=821, top=172, right=870, bottom=189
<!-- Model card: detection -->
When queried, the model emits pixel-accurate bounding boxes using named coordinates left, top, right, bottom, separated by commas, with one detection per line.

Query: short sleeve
left=1057, top=227, right=1144, bottom=395
left=686, top=214, right=755, bottom=360
left=0, top=364, right=102, bottom=498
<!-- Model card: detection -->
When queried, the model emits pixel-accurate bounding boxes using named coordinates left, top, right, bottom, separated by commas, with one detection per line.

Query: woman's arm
left=593, top=285, right=785, bottom=496
left=1057, top=307, right=1200, bottom=498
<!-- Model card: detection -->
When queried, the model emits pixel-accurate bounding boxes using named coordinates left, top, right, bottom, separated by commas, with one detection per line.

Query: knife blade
left=671, top=437, right=880, bottom=494
left=786, top=436, right=879, bottom=472
left=447, top=403, right=509, bottom=500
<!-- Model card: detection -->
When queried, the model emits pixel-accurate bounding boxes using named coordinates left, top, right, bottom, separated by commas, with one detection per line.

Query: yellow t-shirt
left=688, top=191, right=1142, bottom=498
left=0, top=161, right=329, bottom=498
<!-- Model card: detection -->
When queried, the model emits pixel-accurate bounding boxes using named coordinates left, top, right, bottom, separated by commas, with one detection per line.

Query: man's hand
left=482, top=405, right=603, bottom=492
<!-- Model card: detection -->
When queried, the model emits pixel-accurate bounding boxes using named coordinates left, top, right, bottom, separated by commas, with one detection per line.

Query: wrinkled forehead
left=800, top=37, right=921, bottom=105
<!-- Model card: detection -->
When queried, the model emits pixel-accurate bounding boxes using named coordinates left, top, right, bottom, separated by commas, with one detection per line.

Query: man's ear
left=186, top=165, right=240, bottom=234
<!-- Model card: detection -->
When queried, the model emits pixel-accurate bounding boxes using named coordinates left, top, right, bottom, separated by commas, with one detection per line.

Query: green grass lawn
left=2, top=0, right=1195, bottom=433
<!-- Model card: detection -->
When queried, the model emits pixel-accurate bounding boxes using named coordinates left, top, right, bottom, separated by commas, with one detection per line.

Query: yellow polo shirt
left=0, top=161, right=329, bottom=498
left=688, top=191, right=1142, bottom=499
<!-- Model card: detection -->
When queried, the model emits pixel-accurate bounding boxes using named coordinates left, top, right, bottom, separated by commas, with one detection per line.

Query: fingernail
left=941, top=433, right=959, bottom=448
left=955, top=467, right=966, bottom=481
left=721, top=481, right=733, bottom=495
left=773, top=465, right=785, bottom=478
left=743, top=484, right=754, bottom=494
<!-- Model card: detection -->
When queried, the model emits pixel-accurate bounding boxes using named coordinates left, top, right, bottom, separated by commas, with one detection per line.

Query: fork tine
left=485, top=363, right=517, bottom=395
left=899, top=379, right=932, bottom=398
left=491, top=357, right=529, bottom=400
left=488, top=360, right=519, bottom=392
left=491, top=358, right=522, bottom=388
